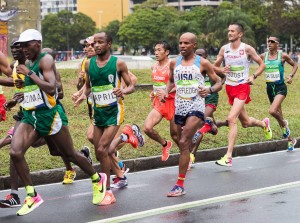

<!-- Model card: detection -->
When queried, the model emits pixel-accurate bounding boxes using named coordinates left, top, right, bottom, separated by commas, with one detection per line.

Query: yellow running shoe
left=93, top=172, right=107, bottom=205
left=263, top=117, right=272, bottom=140
left=17, top=194, right=44, bottom=216
left=216, top=155, right=232, bottom=167
left=62, top=169, right=76, bottom=184
left=190, top=153, right=195, bottom=164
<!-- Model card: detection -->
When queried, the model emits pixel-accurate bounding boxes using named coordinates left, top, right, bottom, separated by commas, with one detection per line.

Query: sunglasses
left=10, top=44, right=22, bottom=49
left=85, top=43, right=94, bottom=48
left=196, top=54, right=203, bottom=56
left=268, top=40, right=278, bottom=44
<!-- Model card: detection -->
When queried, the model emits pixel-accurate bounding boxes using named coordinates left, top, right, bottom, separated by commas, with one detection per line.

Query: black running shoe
left=81, top=146, right=93, bottom=165
left=0, top=193, right=21, bottom=208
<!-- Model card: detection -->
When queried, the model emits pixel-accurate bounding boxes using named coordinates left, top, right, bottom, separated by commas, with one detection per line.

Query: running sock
left=91, top=173, right=100, bottom=183
left=162, top=141, right=168, bottom=147
left=118, top=161, right=124, bottom=169
left=199, top=123, right=212, bottom=135
left=11, top=190, right=18, bottom=195
left=25, top=185, right=35, bottom=197
left=120, top=133, right=128, bottom=142
left=176, top=174, right=186, bottom=188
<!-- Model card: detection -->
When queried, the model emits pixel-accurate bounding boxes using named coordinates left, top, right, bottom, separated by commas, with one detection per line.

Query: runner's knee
left=268, top=108, right=277, bottom=117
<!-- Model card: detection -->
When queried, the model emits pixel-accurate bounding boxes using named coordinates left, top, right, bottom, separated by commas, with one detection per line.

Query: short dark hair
left=154, top=40, right=171, bottom=54
left=98, top=31, right=113, bottom=44
left=269, top=36, right=280, bottom=42
left=230, top=22, right=244, bottom=33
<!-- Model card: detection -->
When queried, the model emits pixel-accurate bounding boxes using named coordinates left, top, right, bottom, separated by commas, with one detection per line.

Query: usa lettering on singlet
left=224, top=43, right=250, bottom=86
left=174, top=55, right=205, bottom=116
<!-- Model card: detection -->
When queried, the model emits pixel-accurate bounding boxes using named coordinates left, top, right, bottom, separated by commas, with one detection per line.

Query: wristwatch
left=27, top=70, right=34, bottom=77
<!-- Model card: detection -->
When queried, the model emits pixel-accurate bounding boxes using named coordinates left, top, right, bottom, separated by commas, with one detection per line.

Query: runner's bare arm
left=0, top=51, right=12, bottom=78
left=74, top=60, right=91, bottom=107
left=115, top=59, right=135, bottom=97
left=164, top=59, right=176, bottom=99
left=283, top=53, right=298, bottom=84
left=213, top=47, right=228, bottom=74
left=199, top=58, right=222, bottom=97
left=16, top=54, right=56, bottom=95
left=55, top=69, right=64, bottom=99
left=0, top=52, right=13, bottom=86
left=246, top=45, right=266, bottom=78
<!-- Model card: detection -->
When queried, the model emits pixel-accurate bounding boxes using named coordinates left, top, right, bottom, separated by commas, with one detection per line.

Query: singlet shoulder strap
left=194, top=55, right=201, bottom=68
left=264, top=51, right=269, bottom=63
left=175, top=55, right=183, bottom=67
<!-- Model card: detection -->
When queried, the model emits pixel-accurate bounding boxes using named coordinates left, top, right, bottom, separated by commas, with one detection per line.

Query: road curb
left=0, top=138, right=298, bottom=190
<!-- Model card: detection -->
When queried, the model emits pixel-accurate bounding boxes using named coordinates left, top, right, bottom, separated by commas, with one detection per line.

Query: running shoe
left=216, top=155, right=232, bottom=167
left=287, top=138, right=297, bottom=151
left=111, top=177, right=128, bottom=189
left=132, top=124, right=145, bottom=147
left=16, top=193, right=44, bottom=216
left=282, top=120, right=290, bottom=139
left=263, top=117, right=272, bottom=140
left=62, top=169, right=76, bottom=184
left=162, top=140, right=172, bottom=161
left=187, top=157, right=193, bottom=171
left=122, top=124, right=138, bottom=148
left=0, top=193, right=21, bottom=208
left=93, top=173, right=107, bottom=205
left=192, top=131, right=202, bottom=143
left=7, top=127, right=14, bottom=138
left=99, top=191, right=116, bottom=206
left=206, top=117, right=218, bottom=135
left=81, top=146, right=93, bottom=164
left=190, top=153, right=195, bottom=164
left=112, top=163, right=130, bottom=182
left=167, top=185, right=186, bottom=197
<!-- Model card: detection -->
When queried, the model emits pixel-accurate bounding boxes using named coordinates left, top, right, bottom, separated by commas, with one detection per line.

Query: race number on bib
left=176, top=80, right=199, bottom=99
left=227, top=65, right=245, bottom=83
left=265, top=65, right=280, bottom=82
left=204, top=76, right=211, bottom=87
left=92, top=85, right=117, bottom=107
left=153, top=82, right=166, bottom=96
left=22, top=85, right=45, bottom=110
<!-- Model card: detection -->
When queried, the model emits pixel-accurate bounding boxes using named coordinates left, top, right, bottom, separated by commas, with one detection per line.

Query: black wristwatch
left=27, top=70, right=34, bottom=77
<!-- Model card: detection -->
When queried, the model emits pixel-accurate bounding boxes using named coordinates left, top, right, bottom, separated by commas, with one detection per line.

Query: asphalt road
left=1, top=149, right=300, bottom=223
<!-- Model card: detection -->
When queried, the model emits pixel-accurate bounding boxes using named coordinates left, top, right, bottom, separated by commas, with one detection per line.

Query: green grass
left=0, top=65, right=299, bottom=176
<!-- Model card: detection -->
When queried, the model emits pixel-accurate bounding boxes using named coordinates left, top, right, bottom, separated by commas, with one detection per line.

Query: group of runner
left=0, top=21, right=297, bottom=215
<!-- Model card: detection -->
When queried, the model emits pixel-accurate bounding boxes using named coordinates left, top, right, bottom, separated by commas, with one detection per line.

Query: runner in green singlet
left=260, top=36, right=298, bottom=150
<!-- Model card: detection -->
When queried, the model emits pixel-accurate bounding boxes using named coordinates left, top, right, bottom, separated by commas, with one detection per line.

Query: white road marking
left=88, top=181, right=300, bottom=223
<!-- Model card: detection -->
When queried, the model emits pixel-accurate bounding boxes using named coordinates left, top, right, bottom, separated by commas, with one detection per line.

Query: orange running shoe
left=99, top=191, right=116, bottom=206
left=122, top=125, right=138, bottom=148
left=162, top=140, right=172, bottom=161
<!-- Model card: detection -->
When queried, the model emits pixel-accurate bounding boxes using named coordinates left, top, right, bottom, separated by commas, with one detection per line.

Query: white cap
left=16, top=29, right=42, bottom=43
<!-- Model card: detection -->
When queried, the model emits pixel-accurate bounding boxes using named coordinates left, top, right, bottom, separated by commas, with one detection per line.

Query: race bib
left=22, top=85, right=45, bottom=110
left=92, top=85, right=117, bottom=107
left=87, top=93, right=93, bottom=105
left=176, top=80, right=198, bottom=99
left=265, top=65, right=280, bottom=82
left=227, top=65, right=245, bottom=83
left=153, top=82, right=166, bottom=96
left=204, top=76, right=211, bottom=87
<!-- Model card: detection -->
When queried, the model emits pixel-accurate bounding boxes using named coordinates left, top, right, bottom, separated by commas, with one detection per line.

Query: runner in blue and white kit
left=162, top=32, right=222, bottom=197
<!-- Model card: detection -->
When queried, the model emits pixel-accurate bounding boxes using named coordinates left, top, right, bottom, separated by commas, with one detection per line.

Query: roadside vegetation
left=0, top=66, right=298, bottom=176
